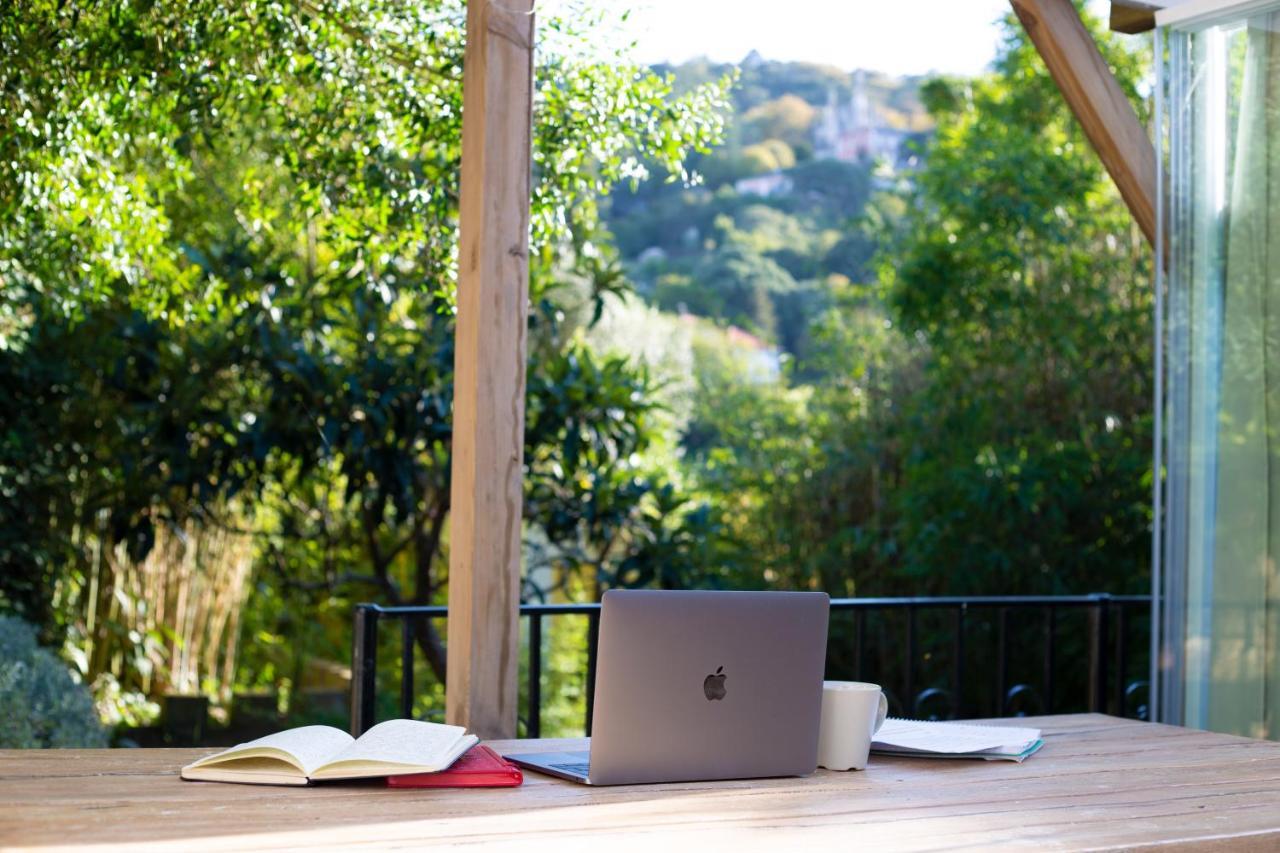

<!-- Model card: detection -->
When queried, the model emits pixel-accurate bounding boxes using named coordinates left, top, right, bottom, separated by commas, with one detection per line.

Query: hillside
left=604, top=56, right=931, bottom=366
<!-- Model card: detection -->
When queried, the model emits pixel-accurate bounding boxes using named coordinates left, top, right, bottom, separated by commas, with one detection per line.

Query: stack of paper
left=871, top=718, right=1043, bottom=762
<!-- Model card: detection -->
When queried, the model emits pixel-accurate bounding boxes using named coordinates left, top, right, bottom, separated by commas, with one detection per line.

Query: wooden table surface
left=2, top=714, right=1279, bottom=851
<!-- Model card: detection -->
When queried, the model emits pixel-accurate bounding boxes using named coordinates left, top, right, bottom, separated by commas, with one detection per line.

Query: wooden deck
left=2, top=714, right=1279, bottom=851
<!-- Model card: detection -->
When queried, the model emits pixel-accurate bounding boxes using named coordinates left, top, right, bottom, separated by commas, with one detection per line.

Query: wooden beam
left=1109, top=1, right=1158, bottom=34
left=446, top=0, right=534, bottom=739
left=1011, top=0, right=1158, bottom=246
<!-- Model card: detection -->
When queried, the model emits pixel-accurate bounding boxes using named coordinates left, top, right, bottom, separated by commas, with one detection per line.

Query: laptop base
left=504, top=751, right=592, bottom=785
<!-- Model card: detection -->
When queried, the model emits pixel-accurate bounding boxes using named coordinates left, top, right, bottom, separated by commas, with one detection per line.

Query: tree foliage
left=668, top=11, right=1152, bottom=598
left=0, top=615, right=108, bottom=748
left=0, top=0, right=1156, bottom=735
left=880, top=15, right=1152, bottom=594
left=0, top=0, right=730, bottom=705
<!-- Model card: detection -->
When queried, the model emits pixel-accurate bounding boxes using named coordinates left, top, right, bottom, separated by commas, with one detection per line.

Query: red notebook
left=386, top=745, right=523, bottom=788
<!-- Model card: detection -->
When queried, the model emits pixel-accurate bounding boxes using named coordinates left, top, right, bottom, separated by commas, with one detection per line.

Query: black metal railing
left=350, top=594, right=1151, bottom=736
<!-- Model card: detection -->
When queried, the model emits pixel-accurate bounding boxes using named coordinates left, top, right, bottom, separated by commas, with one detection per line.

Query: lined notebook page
left=873, top=718, right=1040, bottom=754
left=327, top=719, right=470, bottom=767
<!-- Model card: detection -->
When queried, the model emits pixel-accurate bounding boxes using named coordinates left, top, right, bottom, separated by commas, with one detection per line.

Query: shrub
left=0, top=616, right=108, bottom=748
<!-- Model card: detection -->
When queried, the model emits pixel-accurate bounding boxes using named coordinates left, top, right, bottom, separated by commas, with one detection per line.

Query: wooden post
left=446, top=0, right=534, bottom=739
left=1012, top=0, right=1159, bottom=247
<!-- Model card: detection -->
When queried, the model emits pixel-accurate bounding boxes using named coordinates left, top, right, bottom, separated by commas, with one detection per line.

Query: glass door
left=1162, top=4, right=1280, bottom=739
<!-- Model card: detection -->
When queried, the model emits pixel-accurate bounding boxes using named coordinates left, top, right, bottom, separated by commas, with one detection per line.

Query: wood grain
left=1109, top=1, right=1159, bottom=34
left=446, top=0, right=535, bottom=740
left=3, top=715, right=1280, bottom=851
left=1012, top=0, right=1160, bottom=246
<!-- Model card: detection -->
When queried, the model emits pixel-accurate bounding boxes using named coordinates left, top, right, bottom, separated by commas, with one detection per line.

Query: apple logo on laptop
left=703, top=666, right=727, bottom=701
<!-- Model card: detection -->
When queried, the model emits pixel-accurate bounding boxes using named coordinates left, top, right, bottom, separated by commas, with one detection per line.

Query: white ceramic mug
left=816, top=680, right=888, bottom=771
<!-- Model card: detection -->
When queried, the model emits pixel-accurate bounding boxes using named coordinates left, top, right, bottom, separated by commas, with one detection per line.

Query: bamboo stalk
left=65, top=504, right=256, bottom=708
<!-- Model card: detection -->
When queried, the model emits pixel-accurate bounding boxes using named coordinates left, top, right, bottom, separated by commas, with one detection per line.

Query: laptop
left=504, top=589, right=829, bottom=786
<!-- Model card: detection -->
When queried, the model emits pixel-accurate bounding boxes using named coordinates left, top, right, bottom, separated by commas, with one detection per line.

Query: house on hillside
left=723, top=324, right=783, bottom=382
left=733, top=170, right=794, bottom=198
left=813, top=70, right=912, bottom=166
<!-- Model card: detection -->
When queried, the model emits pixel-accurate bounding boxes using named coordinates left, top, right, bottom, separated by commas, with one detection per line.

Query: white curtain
left=1204, top=13, right=1280, bottom=739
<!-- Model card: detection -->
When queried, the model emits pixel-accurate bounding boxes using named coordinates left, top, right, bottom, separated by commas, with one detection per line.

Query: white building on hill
left=814, top=70, right=911, bottom=166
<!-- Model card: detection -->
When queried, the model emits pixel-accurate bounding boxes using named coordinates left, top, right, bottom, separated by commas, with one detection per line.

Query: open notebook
left=871, top=718, right=1043, bottom=762
left=181, top=719, right=478, bottom=785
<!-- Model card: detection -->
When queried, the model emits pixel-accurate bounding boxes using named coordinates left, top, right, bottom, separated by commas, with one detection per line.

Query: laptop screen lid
left=586, top=589, right=829, bottom=786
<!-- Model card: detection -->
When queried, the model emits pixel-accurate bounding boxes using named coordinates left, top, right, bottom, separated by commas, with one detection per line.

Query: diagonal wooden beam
left=446, top=0, right=535, bottom=739
left=1011, top=0, right=1158, bottom=246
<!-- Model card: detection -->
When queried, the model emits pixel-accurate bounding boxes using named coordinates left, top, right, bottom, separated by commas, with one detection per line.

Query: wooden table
left=3, top=714, right=1279, bottom=851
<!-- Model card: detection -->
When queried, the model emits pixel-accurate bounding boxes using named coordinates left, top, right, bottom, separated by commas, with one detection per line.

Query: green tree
left=741, top=95, right=818, bottom=157
left=0, top=1, right=730, bottom=327
left=881, top=10, right=1152, bottom=594
left=0, top=616, right=108, bottom=748
left=685, top=242, right=793, bottom=338
left=0, top=0, right=731, bottom=706
left=785, top=159, right=873, bottom=219
left=680, top=282, right=918, bottom=596
left=739, top=141, right=790, bottom=175
left=671, top=8, right=1152, bottom=601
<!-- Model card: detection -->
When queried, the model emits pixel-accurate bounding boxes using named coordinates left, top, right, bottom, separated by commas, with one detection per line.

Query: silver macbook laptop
left=504, top=589, right=829, bottom=786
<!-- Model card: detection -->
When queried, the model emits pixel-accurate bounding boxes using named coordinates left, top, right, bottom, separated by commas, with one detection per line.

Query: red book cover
left=386, top=745, right=523, bottom=788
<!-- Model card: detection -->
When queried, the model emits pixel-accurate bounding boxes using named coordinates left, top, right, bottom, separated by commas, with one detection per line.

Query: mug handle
left=872, top=691, right=888, bottom=734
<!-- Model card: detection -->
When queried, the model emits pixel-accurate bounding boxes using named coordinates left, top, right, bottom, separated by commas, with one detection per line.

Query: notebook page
left=873, top=719, right=1040, bottom=754
left=197, top=725, right=354, bottom=775
left=326, top=719, right=469, bottom=768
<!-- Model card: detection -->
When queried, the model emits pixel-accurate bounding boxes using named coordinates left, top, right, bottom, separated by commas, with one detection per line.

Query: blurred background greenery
left=0, top=0, right=1150, bottom=744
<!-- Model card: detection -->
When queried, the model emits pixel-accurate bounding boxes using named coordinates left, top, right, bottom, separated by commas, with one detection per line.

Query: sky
left=607, top=0, right=1110, bottom=77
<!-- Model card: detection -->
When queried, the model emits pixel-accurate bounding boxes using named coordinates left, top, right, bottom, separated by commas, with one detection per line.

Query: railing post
left=905, top=606, right=917, bottom=715
left=952, top=605, right=965, bottom=719
left=527, top=612, right=542, bottom=739
left=1043, top=606, right=1057, bottom=715
left=1114, top=602, right=1128, bottom=717
left=1089, top=594, right=1111, bottom=713
left=351, top=604, right=380, bottom=736
left=997, top=607, right=1010, bottom=715
left=585, top=610, right=600, bottom=736
left=400, top=617, right=415, bottom=720
left=856, top=608, right=868, bottom=682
